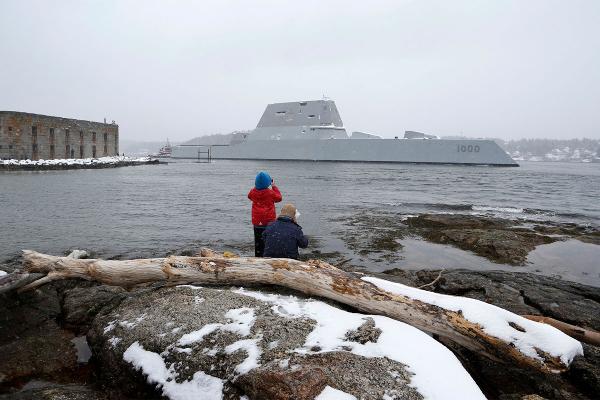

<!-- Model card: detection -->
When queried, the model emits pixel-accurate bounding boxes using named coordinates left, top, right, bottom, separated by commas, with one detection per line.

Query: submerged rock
left=332, top=210, right=599, bottom=266
left=405, top=214, right=556, bottom=265
left=87, top=285, right=484, bottom=399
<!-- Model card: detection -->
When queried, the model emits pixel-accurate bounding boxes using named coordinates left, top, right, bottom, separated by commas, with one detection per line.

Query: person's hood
left=255, top=171, right=271, bottom=190
left=277, top=215, right=302, bottom=228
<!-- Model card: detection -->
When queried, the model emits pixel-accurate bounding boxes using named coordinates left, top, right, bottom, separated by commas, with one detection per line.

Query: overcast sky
left=1, top=0, right=599, bottom=141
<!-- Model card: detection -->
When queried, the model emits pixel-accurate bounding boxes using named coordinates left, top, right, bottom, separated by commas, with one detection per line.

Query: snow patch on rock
left=178, top=308, right=255, bottom=346
left=225, top=338, right=262, bottom=375
left=235, top=288, right=486, bottom=400
left=123, top=341, right=224, bottom=400
left=315, top=385, right=357, bottom=400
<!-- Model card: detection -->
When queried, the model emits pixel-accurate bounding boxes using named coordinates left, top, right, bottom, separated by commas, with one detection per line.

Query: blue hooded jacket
left=262, top=216, right=309, bottom=260
left=255, top=171, right=272, bottom=190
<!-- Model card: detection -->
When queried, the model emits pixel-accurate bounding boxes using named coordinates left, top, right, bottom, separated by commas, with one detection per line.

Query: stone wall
left=0, top=112, right=119, bottom=160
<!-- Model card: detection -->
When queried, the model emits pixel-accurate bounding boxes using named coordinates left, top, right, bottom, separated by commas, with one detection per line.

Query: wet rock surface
left=405, top=214, right=556, bottom=265
left=61, top=285, right=128, bottom=334
left=331, top=211, right=406, bottom=263
left=380, top=268, right=600, bottom=399
left=0, top=283, right=78, bottom=390
left=332, top=210, right=600, bottom=266
left=0, top=276, right=129, bottom=395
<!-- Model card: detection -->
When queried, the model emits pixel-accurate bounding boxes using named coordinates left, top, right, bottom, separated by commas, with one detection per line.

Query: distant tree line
left=498, top=138, right=599, bottom=156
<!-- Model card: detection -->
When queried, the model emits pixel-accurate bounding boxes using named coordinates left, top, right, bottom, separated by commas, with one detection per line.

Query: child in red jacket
left=248, top=171, right=282, bottom=256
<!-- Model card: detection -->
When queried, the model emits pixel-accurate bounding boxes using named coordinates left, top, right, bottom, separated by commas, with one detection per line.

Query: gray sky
left=1, top=0, right=599, bottom=141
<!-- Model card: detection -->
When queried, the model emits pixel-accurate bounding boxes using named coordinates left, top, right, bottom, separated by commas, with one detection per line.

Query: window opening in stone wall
left=65, top=129, right=70, bottom=142
left=66, top=144, right=70, bottom=158
left=92, top=145, right=96, bottom=158
left=32, top=143, right=38, bottom=160
left=308, top=115, right=315, bottom=118
left=79, top=145, right=83, bottom=158
left=80, top=131, right=84, bottom=141
left=70, top=148, right=75, bottom=158
left=50, top=128, right=55, bottom=142
left=9, top=145, right=13, bottom=149
left=8, top=127, right=12, bottom=132
left=276, top=111, right=286, bottom=114
left=103, top=132, right=107, bottom=142
left=50, top=144, right=55, bottom=159
left=32, top=126, right=37, bottom=142
left=92, top=132, right=96, bottom=142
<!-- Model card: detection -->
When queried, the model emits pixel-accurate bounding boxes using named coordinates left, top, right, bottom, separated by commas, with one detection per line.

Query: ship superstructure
left=172, top=100, right=517, bottom=166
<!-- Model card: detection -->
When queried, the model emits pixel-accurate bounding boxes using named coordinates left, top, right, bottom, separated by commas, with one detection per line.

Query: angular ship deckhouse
left=172, top=100, right=518, bottom=166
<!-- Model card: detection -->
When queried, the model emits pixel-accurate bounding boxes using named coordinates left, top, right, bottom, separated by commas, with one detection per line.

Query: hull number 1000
left=457, top=144, right=480, bottom=153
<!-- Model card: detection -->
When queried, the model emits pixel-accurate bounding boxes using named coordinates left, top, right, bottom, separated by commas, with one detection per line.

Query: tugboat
left=154, top=139, right=172, bottom=158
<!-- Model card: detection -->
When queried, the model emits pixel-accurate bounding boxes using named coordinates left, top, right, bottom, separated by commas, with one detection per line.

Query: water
left=1, top=160, right=599, bottom=284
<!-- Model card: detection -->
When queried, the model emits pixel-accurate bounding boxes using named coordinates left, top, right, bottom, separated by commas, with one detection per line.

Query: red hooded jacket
left=248, top=185, right=282, bottom=226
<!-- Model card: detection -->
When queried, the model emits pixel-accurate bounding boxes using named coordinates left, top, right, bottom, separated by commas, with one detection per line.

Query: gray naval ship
left=172, top=100, right=517, bottom=166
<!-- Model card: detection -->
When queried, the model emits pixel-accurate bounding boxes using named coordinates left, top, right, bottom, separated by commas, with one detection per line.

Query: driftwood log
left=6, top=249, right=579, bottom=373
left=524, top=315, right=600, bottom=347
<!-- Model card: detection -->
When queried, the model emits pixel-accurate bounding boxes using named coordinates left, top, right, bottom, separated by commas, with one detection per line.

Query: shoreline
left=0, top=156, right=163, bottom=171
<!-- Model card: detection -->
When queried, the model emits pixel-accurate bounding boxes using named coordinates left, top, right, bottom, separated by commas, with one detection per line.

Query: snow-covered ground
left=1, top=156, right=153, bottom=167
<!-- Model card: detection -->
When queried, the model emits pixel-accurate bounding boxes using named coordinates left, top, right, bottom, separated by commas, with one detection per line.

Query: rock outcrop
left=332, top=211, right=599, bottom=266
left=0, top=283, right=78, bottom=390
left=86, top=285, right=484, bottom=399
left=405, top=214, right=556, bottom=265
left=2, top=253, right=599, bottom=399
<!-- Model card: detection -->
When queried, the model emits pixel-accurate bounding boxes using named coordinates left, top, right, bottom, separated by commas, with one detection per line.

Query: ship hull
left=172, top=139, right=518, bottom=166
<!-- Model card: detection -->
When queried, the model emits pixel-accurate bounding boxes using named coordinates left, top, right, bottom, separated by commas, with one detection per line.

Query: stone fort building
left=0, top=111, right=119, bottom=160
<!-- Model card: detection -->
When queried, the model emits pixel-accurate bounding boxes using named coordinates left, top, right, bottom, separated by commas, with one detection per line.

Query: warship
left=171, top=100, right=518, bottom=166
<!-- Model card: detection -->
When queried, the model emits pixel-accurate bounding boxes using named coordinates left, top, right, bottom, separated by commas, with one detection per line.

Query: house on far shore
left=0, top=111, right=119, bottom=160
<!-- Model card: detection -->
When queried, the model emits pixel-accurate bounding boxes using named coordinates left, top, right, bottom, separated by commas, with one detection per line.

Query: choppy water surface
left=1, top=160, right=599, bottom=285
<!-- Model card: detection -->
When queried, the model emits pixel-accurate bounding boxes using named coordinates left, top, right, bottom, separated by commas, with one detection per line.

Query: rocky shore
left=1, top=212, right=599, bottom=399
left=0, top=260, right=598, bottom=399
left=0, top=156, right=162, bottom=171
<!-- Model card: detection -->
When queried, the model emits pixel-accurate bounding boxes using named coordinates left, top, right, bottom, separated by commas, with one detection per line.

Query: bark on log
left=523, top=315, right=600, bottom=347
left=16, top=249, right=577, bottom=373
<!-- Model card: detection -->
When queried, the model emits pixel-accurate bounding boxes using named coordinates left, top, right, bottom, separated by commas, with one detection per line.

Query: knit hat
left=279, top=204, right=297, bottom=221
left=255, top=171, right=272, bottom=190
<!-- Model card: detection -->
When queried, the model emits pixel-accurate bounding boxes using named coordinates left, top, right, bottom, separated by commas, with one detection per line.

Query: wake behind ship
left=172, top=100, right=518, bottom=166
